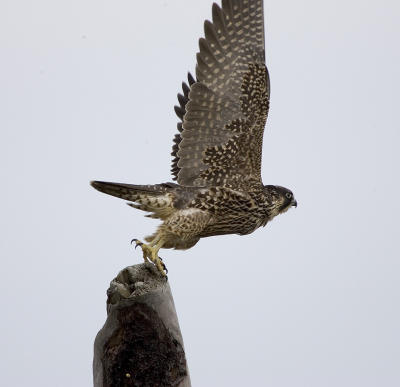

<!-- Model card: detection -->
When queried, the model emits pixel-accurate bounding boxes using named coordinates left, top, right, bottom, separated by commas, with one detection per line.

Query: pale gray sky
left=1, top=0, right=400, bottom=386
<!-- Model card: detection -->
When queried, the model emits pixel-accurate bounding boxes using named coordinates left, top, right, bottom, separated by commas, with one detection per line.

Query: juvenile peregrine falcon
left=91, top=0, right=297, bottom=275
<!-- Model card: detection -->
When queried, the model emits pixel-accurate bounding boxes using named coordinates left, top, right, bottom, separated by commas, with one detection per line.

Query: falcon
left=91, top=0, right=297, bottom=275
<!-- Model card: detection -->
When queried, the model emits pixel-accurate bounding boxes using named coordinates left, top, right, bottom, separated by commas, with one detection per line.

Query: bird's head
left=263, top=185, right=297, bottom=217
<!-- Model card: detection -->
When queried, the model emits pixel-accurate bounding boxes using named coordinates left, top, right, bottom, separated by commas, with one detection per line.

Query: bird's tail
left=90, top=181, right=176, bottom=219
left=91, top=181, right=166, bottom=200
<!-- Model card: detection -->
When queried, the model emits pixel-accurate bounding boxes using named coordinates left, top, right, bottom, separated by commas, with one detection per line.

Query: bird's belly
left=200, top=215, right=261, bottom=237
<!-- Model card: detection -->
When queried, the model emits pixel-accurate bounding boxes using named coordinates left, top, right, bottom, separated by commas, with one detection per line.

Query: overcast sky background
left=1, top=0, right=400, bottom=386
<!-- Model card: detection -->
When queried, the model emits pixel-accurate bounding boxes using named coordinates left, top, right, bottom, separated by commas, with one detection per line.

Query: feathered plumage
left=91, top=0, right=296, bottom=275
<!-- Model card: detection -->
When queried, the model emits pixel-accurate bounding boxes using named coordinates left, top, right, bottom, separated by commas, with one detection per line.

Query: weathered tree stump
left=93, top=263, right=191, bottom=387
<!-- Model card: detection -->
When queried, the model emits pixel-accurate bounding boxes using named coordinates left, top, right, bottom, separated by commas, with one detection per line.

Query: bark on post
left=93, top=263, right=191, bottom=387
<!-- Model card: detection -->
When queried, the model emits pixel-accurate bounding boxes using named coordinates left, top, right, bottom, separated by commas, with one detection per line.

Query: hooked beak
left=292, top=200, right=297, bottom=208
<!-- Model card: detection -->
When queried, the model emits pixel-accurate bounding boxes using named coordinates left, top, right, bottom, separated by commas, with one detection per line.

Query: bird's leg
left=149, top=237, right=167, bottom=274
left=131, top=237, right=167, bottom=276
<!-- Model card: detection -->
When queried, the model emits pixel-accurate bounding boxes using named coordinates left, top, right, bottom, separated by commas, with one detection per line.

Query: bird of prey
left=91, top=0, right=297, bottom=275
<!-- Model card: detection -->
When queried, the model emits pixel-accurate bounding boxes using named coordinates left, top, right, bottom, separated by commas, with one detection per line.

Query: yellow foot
left=131, top=239, right=168, bottom=276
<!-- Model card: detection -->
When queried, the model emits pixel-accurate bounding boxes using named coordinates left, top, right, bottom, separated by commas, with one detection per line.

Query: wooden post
left=93, top=263, right=191, bottom=387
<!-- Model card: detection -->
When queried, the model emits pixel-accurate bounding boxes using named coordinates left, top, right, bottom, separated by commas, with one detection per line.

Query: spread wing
left=171, top=0, right=270, bottom=189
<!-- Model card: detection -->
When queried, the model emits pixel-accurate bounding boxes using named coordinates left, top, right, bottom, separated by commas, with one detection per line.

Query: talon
left=131, top=237, right=167, bottom=276
left=131, top=238, right=143, bottom=249
left=158, top=257, right=168, bottom=274
left=159, top=257, right=168, bottom=274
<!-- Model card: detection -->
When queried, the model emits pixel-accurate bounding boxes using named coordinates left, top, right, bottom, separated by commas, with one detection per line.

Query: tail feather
left=90, top=181, right=164, bottom=201
left=90, top=180, right=175, bottom=219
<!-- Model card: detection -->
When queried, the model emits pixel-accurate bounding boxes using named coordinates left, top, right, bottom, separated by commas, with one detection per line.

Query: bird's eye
left=285, top=193, right=292, bottom=199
